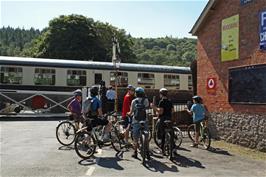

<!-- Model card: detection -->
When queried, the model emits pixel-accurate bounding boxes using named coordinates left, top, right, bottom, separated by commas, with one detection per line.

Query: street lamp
left=112, top=36, right=121, bottom=112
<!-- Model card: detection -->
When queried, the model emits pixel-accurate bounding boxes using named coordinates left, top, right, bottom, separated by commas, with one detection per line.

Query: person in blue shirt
left=84, top=86, right=112, bottom=142
left=186, top=95, right=206, bottom=147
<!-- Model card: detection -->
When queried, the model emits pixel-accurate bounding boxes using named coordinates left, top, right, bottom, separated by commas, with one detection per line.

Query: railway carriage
left=0, top=56, right=192, bottom=114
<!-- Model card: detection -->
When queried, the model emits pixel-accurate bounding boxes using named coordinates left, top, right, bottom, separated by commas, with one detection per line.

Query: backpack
left=134, top=98, right=146, bottom=121
left=82, top=98, right=97, bottom=117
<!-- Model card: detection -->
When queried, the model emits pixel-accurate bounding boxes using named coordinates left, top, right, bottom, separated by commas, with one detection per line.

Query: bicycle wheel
left=56, top=121, right=76, bottom=146
left=164, top=132, right=172, bottom=159
left=111, top=125, right=124, bottom=152
left=140, top=133, right=147, bottom=164
left=147, top=128, right=152, bottom=142
left=187, top=124, right=196, bottom=142
left=201, top=127, right=211, bottom=150
left=153, top=120, right=161, bottom=147
left=74, top=131, right=96, bottom=159
left=173, top=126, right=183, bottom=148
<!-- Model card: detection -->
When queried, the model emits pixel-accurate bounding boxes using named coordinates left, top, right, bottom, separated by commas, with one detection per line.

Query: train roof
left=0, top=56, right=191, bottom=74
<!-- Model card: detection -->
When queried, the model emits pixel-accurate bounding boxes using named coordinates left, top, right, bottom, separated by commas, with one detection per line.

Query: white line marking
left=97, top=149, right=102, bottom=155
left=86, top=166, right=95, bottom=176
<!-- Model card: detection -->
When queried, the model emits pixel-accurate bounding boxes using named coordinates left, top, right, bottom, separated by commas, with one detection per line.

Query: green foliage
left=0, top=26, right=41, bottom=56
left=132, top=37, right=196, bottom=66
left=25, top=14, right=135, bottom=62
left=0, top=15, right=196, bottom=66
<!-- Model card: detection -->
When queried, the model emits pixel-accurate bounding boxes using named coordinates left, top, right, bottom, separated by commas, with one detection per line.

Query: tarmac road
left=0, top=121, right=265, bottom=177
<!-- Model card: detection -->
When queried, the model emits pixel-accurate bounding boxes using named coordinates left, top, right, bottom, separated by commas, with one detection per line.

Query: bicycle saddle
left=139, top=121, right=146, bottom=125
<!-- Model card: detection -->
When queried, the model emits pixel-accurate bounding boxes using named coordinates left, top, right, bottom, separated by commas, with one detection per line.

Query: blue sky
left=1, top=0, right=208, bottom=38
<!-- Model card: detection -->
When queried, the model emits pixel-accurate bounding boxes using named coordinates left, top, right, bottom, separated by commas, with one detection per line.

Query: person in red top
left=122, top=85, right=135, bottom=144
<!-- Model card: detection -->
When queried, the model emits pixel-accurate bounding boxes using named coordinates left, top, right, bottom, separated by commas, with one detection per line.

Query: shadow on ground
left=208, top=146, right=232, bottom=156
left=172, top=154, right=205, bottom=169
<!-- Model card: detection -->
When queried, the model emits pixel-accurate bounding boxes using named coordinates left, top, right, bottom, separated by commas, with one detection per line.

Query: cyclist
left=127, top=87, right=150, bottom=159
left=151, top=88, right=175, bottom=156
left=67, top=89, right=83, bottom=130
left=121, top=85, right=135, bottom=144
left=84, top=86, right=112, bottom=142
left=186, top=95, right=206, bottom=147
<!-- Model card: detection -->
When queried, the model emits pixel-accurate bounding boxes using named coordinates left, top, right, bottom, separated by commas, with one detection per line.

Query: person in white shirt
left=106, top=86, right=116, bottom=112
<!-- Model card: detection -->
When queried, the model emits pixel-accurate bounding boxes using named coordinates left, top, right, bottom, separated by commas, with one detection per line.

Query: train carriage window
left=188, top=75, right=193, bottom=90
left=0, top=66, right=23, bottom=84
left=34, top=68, right=55, bottom=85
left=137, top=73, right=155, bottom=88
left=110, top=72, right=128, bottom=87
left=95, top=73, right=102, bottom=85
left=164, top=74, right=180, bottom=89
left=67, top=69, right=86, bottom=86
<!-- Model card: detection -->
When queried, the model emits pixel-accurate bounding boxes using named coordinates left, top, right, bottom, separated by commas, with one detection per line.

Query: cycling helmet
left=159, top=88, right=168, bottom=96
left=90, top=86, right=99, bottom=96
left=127, top=85, right=135, bottom=90
left=73, top=89, right=82, bottom=97
left=135, top=87, right=144, bottom=94
left=192, top=95, right=202, bottom=103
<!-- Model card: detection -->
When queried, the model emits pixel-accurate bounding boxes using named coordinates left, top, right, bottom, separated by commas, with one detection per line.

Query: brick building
left=190, top=0, right=266, bottom=151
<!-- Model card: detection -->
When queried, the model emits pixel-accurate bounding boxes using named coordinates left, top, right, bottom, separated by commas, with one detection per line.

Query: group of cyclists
left=67, top=83, right=208, bottom=160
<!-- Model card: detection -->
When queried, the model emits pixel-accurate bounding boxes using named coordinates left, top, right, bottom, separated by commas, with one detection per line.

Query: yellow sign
left=221, top=14, right=239, bottom=61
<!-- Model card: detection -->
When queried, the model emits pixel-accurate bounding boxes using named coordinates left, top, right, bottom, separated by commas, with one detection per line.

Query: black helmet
left=159, top=88, right=168, bottom=96
left=90, top=86, right=99, bottom=96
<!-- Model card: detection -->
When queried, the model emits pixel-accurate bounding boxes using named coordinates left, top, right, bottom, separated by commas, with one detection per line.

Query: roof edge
left=190, top=0, right=218, bottom=36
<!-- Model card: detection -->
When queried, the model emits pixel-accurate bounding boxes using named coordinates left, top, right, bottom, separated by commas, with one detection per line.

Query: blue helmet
left=135, top=87, right=144, bottom=94
left=74, top=89, right=82, bottom=97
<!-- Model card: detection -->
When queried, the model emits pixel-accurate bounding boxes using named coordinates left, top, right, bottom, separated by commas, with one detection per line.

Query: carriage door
left=94, top=73, right=102, bottom=85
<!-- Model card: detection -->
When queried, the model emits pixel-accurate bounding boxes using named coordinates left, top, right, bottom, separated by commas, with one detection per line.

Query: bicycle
left=138, top=120, right=150, bottom=164
left=187, top=120, right=211, bottom=149
left=163, top=120, right=175, bottom=160
left=153, top=118, right=183, bottom=149
left=56, top=116, right=81, bottom=146
left=74, top=112, right=127, bottom=159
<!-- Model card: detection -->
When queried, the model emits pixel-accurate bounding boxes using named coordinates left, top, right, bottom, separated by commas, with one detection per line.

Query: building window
left=34, top=68, right=55, bottom=85
left=0, top=66, right=23, bottom=84
left=164, top=74, right=180, bottom=89
left=137, top=73, right=155, bottom=88
left=188, top=75, right=193, bottom=90
left=95, top=73, right=102, bottom=85
left=67, top=70, right=86, bottom=86
left=110, top=72, right=128, bottom=87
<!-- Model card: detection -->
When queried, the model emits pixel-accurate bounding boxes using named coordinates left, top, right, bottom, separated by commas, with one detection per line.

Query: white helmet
left=159, top=88, right=168, bottom=96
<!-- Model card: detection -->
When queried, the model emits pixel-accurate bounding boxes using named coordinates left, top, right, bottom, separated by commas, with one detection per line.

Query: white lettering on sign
left=260, top=32, right=266, bottom=42
left=261, top=11, right=266, bottom=27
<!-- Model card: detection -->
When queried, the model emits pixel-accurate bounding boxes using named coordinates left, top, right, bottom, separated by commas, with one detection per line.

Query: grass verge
left=211, top=140, right=266, bottom=161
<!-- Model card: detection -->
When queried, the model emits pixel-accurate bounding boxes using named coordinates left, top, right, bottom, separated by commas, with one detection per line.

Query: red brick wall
left=197, top=0, right=266, bottom=113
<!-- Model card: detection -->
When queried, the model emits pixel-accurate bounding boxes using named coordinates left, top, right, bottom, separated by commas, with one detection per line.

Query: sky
left=0, top=0, right=208, bottom=38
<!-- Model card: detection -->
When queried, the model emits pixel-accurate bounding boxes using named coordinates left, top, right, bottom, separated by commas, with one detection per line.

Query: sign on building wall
left=221, top=14, right=239, bottom=62
left=240, top=0, right=253, bottom=5
left=260, top=10, right=266, bottom=50
left=206, top=77, right=217, bottom=95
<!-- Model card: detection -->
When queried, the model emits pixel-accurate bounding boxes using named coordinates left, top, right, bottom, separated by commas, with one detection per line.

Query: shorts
left=70, top=114, right=84, bottom=123
left=91, top=118, right=109, bottom=127
left=132, top=121, right=148, bottom=140
left=194, top=119, right=204, bottom=133
left=122, top=116, right=132, bottom=129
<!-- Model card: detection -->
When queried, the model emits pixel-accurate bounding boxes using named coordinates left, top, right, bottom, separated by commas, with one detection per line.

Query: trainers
left=131, top=151, right=138, bottom=159
left=190, top=143, right=198, bottom=148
